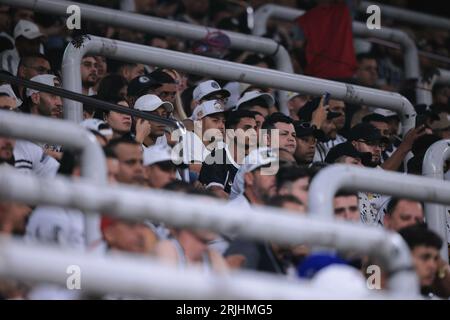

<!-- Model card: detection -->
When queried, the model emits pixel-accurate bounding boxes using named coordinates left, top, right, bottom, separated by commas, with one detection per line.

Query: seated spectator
left=383, top=198, right=424, bottom=231
left=143, top=144, right=178, bottom=189
left=103, top=97, right=132, bottom=139
left=293, top=121, right=320, bottom=166
left=261, top=112, right=297, bottom=155
left=276, top=165, right=310, bottom=208
left=333, top=191, right=360, bottom=222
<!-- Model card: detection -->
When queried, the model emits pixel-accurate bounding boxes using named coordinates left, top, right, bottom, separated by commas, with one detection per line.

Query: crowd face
left=15, top=36, right=42, bottom=57
left=288, top=95, right=308, bottom=119
left=352, top=140, right=381, bottom=166
left=147, top=106, right=169, bottom=138
left=338, top=155, right=363, bottom=166
left=370, top=121, right=390, bottom=144
left=278, top=177, right=309, bottom=207
left=295, top=135, right=316, bottom=164
left=114, top=143, right=145, bottom=185
left=274, top=122, right=296, bottom=155
left=333, top=195, right=360, bottom=222
left=0, top=201, right=32, bottom=235
left=145, top=162, right=177, bottom=189
left=154, top=83, right=177, bottom=104
left=0, top=136, right=15, bottom=163
left=103, top=221, right=157, bottom=253
left=245, top=169, right=277, bottom=203
left=384, top=200, right=424, bottom=232
left=232, top=117, right=258, bottom=150
left=202, top=113, right=226, bottom=141
left=122, top=64, right=145, bottom=82
left=32, top=91, right=63, bottom=119
left=356, top=58, right=378, bottom=87
left=81, top=56, right=98, bottom=89
left=321, top=119, right=337, bottom=140
left=0, top=95, right=16, bottom=111
left=105, top=100, right=132, bottom=136
left=328, top=100, right=346, bottom=131
left=21, top=57, right=51, bottom=79
left=411, top=245, right=439, bottom=287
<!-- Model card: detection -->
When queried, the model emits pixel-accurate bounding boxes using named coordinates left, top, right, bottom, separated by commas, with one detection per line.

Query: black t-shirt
left=199, top=145, right=239, bottom=193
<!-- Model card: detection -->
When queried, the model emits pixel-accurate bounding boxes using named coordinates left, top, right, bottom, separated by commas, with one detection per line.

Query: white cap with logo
left=236, top=90, right=274, bottom=110
left=143, top=144, right=174, bottom=166
left=191, top=99, right=225, bottom=121
left=14, top=20, right=44, bottom=40
left=134, top=94, right=174, bottom=113
left=26, top=74, right=60, bottom=97
left=193, top=80, right=230, bottom=101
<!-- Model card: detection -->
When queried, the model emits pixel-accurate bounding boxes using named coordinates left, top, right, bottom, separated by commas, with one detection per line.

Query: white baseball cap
left=236, top=90, right=274, bottom=110
left=193, top=80, right=230, bottom=101
left=191, top=99, right=225, bottom=121
left=26, top=74, right=60, bottom=97
left=287, top=91, right=306, bottom=100
left=372, top=108, right=399, bottom=118
left=14, top=20, right=44, bottom=40
left=143, top=144, right=174, bottom=166
left=134, top=94, right=174, bottom=113
left=0, top=84, right=22, bottom=107
left=80, top=119, right=113, bottom=137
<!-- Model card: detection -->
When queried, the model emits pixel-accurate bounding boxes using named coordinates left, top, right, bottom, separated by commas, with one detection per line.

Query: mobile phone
left=322, top=92, right=331, bottom=107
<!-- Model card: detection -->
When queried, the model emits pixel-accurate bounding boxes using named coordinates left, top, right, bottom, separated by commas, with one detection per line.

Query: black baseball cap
left=127, top=75, right=162, bottom=98
left=293, top=121, right=324, bottom=139
left=362, top=113, right=389, bottom=123
left=348, top=122, right=389, bottom=144
left=297, top=97, right=341, bottom=122
left=325, top=142, right=372, bottom=164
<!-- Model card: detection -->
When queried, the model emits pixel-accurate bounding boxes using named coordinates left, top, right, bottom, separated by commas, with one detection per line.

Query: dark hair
left=225, top=110, right=257, bottom=129
left=103, top=145, right=118, bottom=159
left=362, top=113, right=388, bottom=124
left=100, top=95, right=129, bottom=117
left=107, top=60, right=139, bottom=73
left=386, top=198, right=423, bottom=216
left=276, top=165, right=310, bottom=191
left=262, top=112, right=293, bottom=130
left=181, top=86, right=195, bottom=117
left=398, top=224, right=442, bottom=251
left=97, top=74, right=128, bottom=101
left=356, top=52, right=377, bottom=63
left=149, top=68, right=176, bottom=84
left=335, top=191, right=359, bottom=198
left=18, top=53, right=50, bottom=71
left=57, top=150, right=81, bottom=176
left=268, top=194, right=304, bottom=208
left=104, top=136, right=139, bottom=154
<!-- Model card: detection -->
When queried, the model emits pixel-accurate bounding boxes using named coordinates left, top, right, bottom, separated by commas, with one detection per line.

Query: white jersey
left=313, top=134, right=347, bottom=162
left=25, top=206, right=86, bottom=251
left=13, top=140, right=60, bottom=177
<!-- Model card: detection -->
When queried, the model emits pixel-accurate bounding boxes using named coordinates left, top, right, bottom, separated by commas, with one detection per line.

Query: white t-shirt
left=25, top=206, right=86, bottom=251
left=13, top=140, right=60, bottom=177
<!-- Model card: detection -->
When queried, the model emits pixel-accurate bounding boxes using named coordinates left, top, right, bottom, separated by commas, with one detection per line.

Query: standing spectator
left=0, top=20, right=44, bottom=75
left=143, top=144, right=178, bottom=189
left=383, top=198, right=424, bottom=232
left=81, top=55, right=98, bottom=96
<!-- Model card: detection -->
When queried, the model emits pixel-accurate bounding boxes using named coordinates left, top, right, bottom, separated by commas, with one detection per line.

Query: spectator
left=81, top=55, right=98, bottom=95
left=268, top=194, right=306, bottom=213
left=24, top=74, right=62, bottom=118
left=0, top=5, right=13, bottom=53
left=235, top=90, right=274, bottom=119
left=191, top=99, right=226, bottom=147
left=16, top=54, right=51, bottom=100
left=104, top=137, right=145, bottom=185
left=97, top=74, right=128, bottom=102
left=325, top=141, right=369, bottom=166
left=127, top=74, right=162, bottom=107
left=0, top=20, right=44, bottom=75
left=0, top=92, right=16, bottom=111
left=11, top=8, right=34, bottom=25
left=362, top=113, right=396, bottom=164
left=149, top=68, right=179, bottom=105
left=192, top=80, right=230, bottom=108
left=0, top=200, right=32, bottom=236
left=198, top=109, right=257, bottom=198
left=333, top=191, right=360, bottom=222
left=111, top=61, right=145, bottom=83
left=276, top=165, right=310, bottom=208
left=287, top=92, right=309, bottom=121
left=293, top=121, right=320, bottom=166
left=355, top=53, right=379, bottom=88
left=399, top=225, right=444, bottom=297
left=143, top=144, right=178, bottom=189
left=80, top=118, right=114, bottom=146
left=383, top=198, right=424, bottom=232
left=261, top=112, right=297, bottom=155
left=133, top=94, right=173, bottom=147
left=103, top=96, right=132, bottom=139
left=430, top=113, right=450, bottom=139
left=0, top=133, right=14, bottom=166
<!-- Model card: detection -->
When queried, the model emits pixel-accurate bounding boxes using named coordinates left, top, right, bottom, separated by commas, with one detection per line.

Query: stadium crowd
left=0, top=0, right=449, bottom=299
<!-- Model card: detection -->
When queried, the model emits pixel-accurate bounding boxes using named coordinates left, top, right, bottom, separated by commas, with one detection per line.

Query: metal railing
left=0, top=166, right=419, bottom=296
left=1, top=0, right=294, bottom=117
left=0, top=109, right=106, bottom=247
left=423, top=140, right=450, bottom=261
left=308, top=164, right=450, bottom=260
left=252, top=4, right=423, bottom=103
left=61, top=35, right=417, bottom=135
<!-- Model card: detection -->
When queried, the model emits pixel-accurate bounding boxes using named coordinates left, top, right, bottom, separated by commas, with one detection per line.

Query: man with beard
left=81, top=55, right=98, bottom=96
left=13, top=75, right=62, bottom=177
